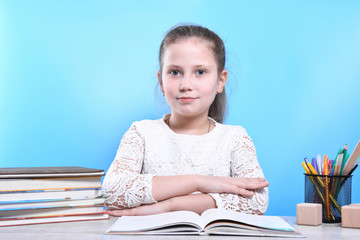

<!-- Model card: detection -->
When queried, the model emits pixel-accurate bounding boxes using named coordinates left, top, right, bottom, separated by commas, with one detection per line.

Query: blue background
left=1, top=0, right=359, bottom=216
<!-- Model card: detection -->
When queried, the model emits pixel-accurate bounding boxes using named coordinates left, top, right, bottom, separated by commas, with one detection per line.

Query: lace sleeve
left=209, top=131, right=269, bottom=215
left=102, top=124, right=157, bottom=209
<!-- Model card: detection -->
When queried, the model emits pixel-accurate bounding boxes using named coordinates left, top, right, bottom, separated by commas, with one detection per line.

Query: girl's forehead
left=163, top=40, right=216, bottom=66
left=164, top=37, right=215, bottom=58
left=169, top=37, right=213, bottom=49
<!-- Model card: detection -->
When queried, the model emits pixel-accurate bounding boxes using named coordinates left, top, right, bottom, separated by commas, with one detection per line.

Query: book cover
left=0, top=188, right=103, bottom=203
left=0, top=213, right=109, bottom=227
left=0, top=166, right=104, bottom=179
left=0, top=197, right=106, bottom=210
left=0, top=206, right=106, bottom=220
left=0, top=177, right=102, bottom=192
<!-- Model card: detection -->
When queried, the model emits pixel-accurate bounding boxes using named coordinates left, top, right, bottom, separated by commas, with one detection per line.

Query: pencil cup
left=304, top=174, right=352, bottom=223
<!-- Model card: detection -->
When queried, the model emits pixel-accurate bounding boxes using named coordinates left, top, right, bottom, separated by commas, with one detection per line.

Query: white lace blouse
left=102, top=116, right=269, bottom=215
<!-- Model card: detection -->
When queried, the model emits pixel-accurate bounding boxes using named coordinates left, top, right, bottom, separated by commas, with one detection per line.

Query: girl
left=102, top=24, right=269, bottom=216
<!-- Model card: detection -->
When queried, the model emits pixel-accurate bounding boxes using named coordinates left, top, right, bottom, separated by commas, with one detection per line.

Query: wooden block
left=296, top=203, right=322, bottom=226
left=350, top=203, right=360, bottom=207
left=342, top=205, right=360, bottom=228
left=343, top=139, right=360, bottom=175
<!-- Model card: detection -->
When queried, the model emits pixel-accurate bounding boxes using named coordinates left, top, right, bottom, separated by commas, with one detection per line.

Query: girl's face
left=158, top=37, right=227, bottom=119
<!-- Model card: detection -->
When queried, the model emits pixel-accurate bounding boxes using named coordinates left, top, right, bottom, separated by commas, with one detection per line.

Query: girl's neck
left=165, top=113, right=213, bottom=135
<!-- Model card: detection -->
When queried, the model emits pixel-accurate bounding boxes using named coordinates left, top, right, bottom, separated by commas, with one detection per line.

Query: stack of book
left=0, top=166, right=109, bottom=227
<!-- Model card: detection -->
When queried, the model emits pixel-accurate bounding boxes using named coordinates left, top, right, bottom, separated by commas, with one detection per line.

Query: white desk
left=0, top=216, right=359, bottom=239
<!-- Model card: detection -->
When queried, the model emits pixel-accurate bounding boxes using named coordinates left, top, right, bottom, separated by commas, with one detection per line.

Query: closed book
left=0, top=213, right=109, bottom=227
left=0, top=206, right=105, bottom=220
left=0, top=166, right=104, bottom=179
left=0, top=188, right=102, bottom=203
left=0, top=197, right=106, bottom=210
left=0, top=177, right=102, bottom=192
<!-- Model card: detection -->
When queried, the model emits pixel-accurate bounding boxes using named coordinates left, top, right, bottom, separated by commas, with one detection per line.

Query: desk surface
left=0, top=216, right=359, bottom=240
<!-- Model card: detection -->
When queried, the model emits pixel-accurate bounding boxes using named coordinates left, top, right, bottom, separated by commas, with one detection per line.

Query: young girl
left=102, top=24, right=269, bottom=216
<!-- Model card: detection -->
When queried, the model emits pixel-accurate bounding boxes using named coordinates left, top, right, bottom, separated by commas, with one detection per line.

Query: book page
left=106, top=210, right=204, bottom=233
left=205, top=226, right=303, bottom=238
left=201, top=208, right=296, bottom=231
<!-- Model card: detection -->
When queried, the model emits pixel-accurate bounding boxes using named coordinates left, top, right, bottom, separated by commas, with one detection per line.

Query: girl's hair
left=159, top=24, right=227, bottom=123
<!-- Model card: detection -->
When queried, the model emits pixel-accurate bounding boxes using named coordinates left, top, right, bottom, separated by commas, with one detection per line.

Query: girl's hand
left=152, top=175, right=269, bottom=202
left=107, top=193, right=216, bottom=216
left=196, top=176, right=269, bottom=197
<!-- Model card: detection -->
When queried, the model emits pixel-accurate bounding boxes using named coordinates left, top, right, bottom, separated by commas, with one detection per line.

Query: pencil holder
left=304, top=174, right=352, bottom=223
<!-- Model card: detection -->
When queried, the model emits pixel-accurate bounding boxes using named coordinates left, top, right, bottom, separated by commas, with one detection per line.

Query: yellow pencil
left=302, top=162, right=335, bottom=220
left=306, top=163, right=341, bottom=214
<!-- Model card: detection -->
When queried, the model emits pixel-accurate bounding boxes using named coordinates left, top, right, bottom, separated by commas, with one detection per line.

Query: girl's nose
left=179, top=74, right=193, bottom=91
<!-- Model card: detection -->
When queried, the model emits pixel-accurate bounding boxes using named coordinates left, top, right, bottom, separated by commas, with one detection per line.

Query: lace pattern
left=208, top=133, right=268, bottom=214
left=102, top=126, right=157, bottom=208
left=102, top=117, right=268, bottom=214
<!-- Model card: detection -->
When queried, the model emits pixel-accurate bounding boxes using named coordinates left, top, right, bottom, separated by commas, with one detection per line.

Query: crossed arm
left=105, top=174, right=269, bottom=216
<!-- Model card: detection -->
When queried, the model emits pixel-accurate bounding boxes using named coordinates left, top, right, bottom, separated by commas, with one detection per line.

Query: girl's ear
left=217, top=70, right=228, bottom=93
left=157, top=70, right=165, bottom=93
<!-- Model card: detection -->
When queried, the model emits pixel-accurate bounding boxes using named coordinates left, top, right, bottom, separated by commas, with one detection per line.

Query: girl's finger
left=237, top=188, right=255, bottom=197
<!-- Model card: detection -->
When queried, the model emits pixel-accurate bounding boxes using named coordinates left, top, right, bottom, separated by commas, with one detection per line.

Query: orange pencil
left=323, top=155, right=328, bottom=175
left=323, top=155, right=331, bottom=220
left=306, top=162, right=341, bottom=214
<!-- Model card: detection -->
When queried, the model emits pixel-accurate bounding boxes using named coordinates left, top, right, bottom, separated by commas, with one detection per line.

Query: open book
left=105, top=208, right=304, bottom=237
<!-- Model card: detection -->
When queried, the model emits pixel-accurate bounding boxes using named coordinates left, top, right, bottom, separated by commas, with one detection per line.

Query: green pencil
left=330, top=148, right=342, bottom=175
left=335, top=145, right=348, bottom=198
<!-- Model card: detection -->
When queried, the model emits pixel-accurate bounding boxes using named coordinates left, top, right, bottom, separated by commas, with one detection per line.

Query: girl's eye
left=197, top=69, right=206, bottom=75
left=170, top=70, right=180, bottom=76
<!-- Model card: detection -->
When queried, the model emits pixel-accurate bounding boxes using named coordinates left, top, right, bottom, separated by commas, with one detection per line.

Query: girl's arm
left=108, top=193, right=216, bottom=216
left=102, top=124, right=156, bottom=209
left=152, top=175, right=268, bottom=201
left=208, top=131, right=269, bottom=215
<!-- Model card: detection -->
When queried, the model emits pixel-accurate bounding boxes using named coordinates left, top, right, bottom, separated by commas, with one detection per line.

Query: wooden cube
left=296, top=203, right=322, bottom=226
left=342, top=205, right=360, bottom=228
